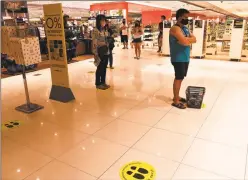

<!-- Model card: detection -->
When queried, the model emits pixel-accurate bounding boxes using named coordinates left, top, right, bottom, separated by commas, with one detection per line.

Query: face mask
left=181, top=18, right=189, bottom=25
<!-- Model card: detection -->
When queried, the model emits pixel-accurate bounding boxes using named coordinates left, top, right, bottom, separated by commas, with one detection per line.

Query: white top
left=121, top=24, right=128, bottom=35
left=133, top=34, right=142, bottom=39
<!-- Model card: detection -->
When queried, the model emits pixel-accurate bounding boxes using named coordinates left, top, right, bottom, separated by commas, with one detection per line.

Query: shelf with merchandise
left=204, top=20, right=219, bottom=55
left=242, top=22, right=248, bottom=57
left=143, top=24, right=159, bottom=46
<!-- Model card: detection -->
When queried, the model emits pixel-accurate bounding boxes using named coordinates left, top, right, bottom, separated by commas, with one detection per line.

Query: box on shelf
left=206, top=47, right=217, bottom=55
left=1, top=26, right=17, bottom=55
left=242, top=49, right=248, bottom=57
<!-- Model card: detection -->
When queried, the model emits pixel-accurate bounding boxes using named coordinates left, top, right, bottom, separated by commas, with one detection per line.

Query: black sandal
left=173, top=98, right=187, bottom=103
left=172, top=102, right=186, bottom=109
left=179, top=98, right=187, bottom=103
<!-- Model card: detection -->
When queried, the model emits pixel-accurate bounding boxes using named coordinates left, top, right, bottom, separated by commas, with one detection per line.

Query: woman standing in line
left=92, top=15, right=110, bottom=90
left=132, top=21, right=143, bottom=59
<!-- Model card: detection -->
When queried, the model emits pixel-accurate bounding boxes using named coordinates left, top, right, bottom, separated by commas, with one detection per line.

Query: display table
left=82, top=39, right=92, bottom=55
left=74, top=38, right=93, bottom=56
left=76, top=39, right=86, bottom=56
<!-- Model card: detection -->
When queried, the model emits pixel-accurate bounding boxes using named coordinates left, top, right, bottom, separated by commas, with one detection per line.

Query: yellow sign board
left=43, top=3, right=75, bottom=102
left=43, top=3, right=69, bottom=88
left=120, top=161, right=156, bottom=180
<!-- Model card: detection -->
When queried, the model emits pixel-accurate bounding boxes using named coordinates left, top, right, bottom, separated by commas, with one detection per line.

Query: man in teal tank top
left=169, top=9, right=196, bottom=109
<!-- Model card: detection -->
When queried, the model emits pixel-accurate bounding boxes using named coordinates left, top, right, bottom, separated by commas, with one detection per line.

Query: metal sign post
left=15, top=61, right=44, bottom=114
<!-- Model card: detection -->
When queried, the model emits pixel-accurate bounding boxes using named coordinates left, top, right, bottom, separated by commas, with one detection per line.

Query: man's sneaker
left=102, top=84, right=111, bottom=88
left=96, top=85, right=107, bottom=90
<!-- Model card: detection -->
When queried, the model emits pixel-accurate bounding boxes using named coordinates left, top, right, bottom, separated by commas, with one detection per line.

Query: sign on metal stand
left=15, top=65, right=44, bottom=113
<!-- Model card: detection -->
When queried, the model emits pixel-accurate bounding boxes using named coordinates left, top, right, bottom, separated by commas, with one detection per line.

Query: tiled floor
left=1, top=48, right=248, bottom=180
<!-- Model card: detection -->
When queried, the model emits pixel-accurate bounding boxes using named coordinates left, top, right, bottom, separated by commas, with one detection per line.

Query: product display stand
left=4, top=7, right=44, bottom=113
left=192, top=20, right=205, bottom=58
left=162, top=20, right=173, bottom=56
left=14, top=37, right=44, bottom=113
left=15, top=64, right=44, bottom=113
left=229, top=19, right=246, bottom=61
left=205, top=20, right=217, bottom=55
left=43, top=3, right=75, bottom=103
left=143, top=24, right=155, bottom=48
left=242, top=21, right=248, bottom=57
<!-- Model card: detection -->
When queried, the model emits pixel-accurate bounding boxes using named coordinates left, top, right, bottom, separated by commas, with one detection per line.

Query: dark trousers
left=108, top=50, right=113, bottom=67
left=95, top=55, right=108, bottom=86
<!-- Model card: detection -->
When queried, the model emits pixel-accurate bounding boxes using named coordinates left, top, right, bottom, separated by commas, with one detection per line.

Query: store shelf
left=143, top=24, right=159, bottom=47
left=242, top=22, right=248, bottom=53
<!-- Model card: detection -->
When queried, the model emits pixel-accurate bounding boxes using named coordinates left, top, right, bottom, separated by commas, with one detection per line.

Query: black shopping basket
left=186, top=86, right=206, bottom=109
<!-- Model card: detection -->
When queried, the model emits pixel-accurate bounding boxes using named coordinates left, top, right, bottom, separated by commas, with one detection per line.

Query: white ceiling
left=208, top=1, right=248, bottom=17
left=143, top=1, right=203, bottom=11
left=27, top=1, right=248, bottom=18
left=28, top=1, right=109, bottom=9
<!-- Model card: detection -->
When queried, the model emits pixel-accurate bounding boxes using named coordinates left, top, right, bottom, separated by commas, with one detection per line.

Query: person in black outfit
left=63, top=14, right=76, bottom=62
left=105, top=20, right=115, bottom=69
left=158, top=15, right=166, bottom=53
left=92, top=15, right=110, bottom=90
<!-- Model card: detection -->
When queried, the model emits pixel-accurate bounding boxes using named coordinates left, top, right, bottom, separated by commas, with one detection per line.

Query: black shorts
left=132, top=37, right=142, bottom=43
left=172, top=62, right=189, bottom=80
left=121, top=35, right=128, bottom=43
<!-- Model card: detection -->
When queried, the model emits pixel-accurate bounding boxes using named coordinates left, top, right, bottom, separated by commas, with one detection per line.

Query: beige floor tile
left=197, top=109, right=248, bottom=147
left=95, top=100, right=137, bottom=117
left=156, top=112, right=206, bottom=136
left=2, top=48, right=248, bottom=179
left=119, top=106, right=166, bottom=126
left=183, top=139, right=247, bottom=179
left=3, top=120, right=89, bottom=158
left=25, top=160, right=96, bottom=180
left=138, top=96, right=173, bottom=112
left=172, top=164, right=231, bottom=180
left=94, top=120, right=150, bottom=147
left=133, top=128, right=194, bottom=162
left=58, top=137, right=128, bottom=177
left=42, top=110, right=116, bottom=135
left=100, top=149, right=179, bottom=180
left=2, top=138, right=52, bottom=180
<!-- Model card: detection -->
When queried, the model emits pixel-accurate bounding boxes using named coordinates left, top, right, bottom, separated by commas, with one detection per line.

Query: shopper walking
left=158, top=15, right=166, bottom=53
left=105, top=20, right=115, bottom=69
left=131, top=21, right=143, bottom=59
left=92, top=15, right=110, bottom=90
left=120, top=19, right=129, bottom=49
left=169, top=9, right=196, bottom=109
